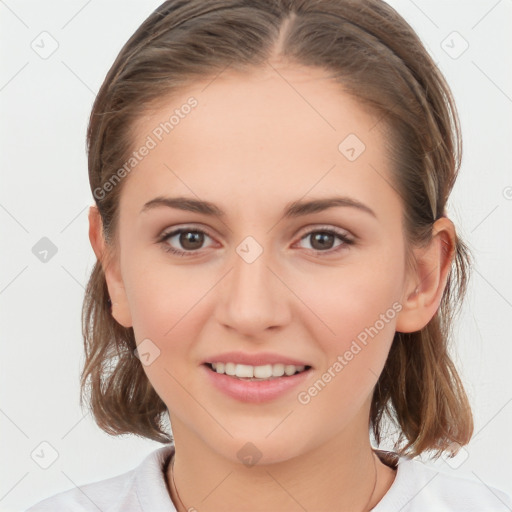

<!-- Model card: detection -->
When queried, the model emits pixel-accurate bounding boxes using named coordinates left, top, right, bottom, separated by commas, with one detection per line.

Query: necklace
left=169, top=456, right=187, bottom=512
left=363, top=451, right=379, bottom=511
left=169, top=450, right=378, bottom=512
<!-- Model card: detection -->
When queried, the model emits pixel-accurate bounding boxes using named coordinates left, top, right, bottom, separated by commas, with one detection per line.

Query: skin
left=89, top=63, right=455, bottom=511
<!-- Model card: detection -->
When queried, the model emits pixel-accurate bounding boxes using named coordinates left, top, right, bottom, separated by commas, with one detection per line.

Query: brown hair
left=81, top=0, right=473, bottom=457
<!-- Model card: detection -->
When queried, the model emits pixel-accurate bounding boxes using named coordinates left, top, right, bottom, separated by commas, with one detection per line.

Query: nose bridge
left=216, top=235, right=289, bottom=334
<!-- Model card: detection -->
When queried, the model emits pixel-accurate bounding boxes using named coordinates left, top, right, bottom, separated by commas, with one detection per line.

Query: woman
left=27, top=0, right=512, bottom=510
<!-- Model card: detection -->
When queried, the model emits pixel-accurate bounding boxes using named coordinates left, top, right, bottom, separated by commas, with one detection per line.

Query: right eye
left=158, top=226, right=216, bottom=256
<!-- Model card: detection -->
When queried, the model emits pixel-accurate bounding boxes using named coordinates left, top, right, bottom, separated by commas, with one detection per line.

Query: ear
left=88, top=205, right=133, bottom=328
left=395, top=217, right=456, bottom=333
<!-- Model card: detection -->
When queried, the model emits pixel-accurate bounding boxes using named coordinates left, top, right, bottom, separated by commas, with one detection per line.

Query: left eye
left=296, top=229, right=353, bottom=253
left=158, top=226, right=354, bottom=257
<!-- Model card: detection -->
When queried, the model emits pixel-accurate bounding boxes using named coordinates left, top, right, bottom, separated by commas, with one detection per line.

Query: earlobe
left=395, top=217, right=456, bottom=333
left=88, top=205, right=133, bottom=329
left=105, top=268, right=133, bottom=329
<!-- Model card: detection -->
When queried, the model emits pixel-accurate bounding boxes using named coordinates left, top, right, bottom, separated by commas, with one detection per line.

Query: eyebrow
left=140, top=195, right=377, bottom=219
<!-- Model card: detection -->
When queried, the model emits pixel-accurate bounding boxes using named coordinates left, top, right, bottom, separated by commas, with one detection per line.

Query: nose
left=214, top=243, right=291, bottom=338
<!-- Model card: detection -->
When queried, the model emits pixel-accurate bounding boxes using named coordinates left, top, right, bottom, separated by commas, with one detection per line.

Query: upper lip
left=203, top=351, right=312, bottom=367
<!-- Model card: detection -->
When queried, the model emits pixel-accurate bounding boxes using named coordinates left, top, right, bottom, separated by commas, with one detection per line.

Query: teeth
left=210, top=362, right=307, bottom=379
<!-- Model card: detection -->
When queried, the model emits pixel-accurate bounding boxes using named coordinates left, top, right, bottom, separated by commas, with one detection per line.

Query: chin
left=203, top=429, right=310, bottom=468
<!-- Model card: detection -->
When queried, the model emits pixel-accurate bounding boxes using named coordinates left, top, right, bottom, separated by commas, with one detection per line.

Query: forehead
left=122, top=65, right=398, bottom=222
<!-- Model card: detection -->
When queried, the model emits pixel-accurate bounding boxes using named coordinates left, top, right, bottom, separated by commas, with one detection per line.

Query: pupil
left=181, top=231, right=203, bottom=250
left=312, top=232, right=333, bottom=250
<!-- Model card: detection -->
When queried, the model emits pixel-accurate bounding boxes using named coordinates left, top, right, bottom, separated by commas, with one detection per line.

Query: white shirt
left=25, top=444, right=512, bottom=511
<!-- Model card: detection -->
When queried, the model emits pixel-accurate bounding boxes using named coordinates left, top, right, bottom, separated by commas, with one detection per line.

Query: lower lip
left=202, top=364, right=312, bottom=403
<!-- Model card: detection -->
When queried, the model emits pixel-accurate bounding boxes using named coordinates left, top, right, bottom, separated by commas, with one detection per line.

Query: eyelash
left=157, top=225, right=354, bottom=258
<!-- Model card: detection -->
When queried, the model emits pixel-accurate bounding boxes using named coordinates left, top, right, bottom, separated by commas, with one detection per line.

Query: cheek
left=292, top=272, right=398, bottom=427
left=123, top=260, right=213, bottom=389
left=124, top=255, right=209, bottom=336
left=126, top=284, right=201, bottom=417
left=287, top=253, right=402, bottom=401
left=293, top=255, right=402, bottom=341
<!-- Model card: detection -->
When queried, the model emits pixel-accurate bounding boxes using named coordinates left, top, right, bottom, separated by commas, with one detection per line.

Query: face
left=102, top=64, right=417, bottom=465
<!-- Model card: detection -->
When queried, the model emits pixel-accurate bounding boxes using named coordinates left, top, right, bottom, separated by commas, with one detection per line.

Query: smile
left=207, top=362, right=309, bottom=380
left=202, top=363, right=313, bottom=403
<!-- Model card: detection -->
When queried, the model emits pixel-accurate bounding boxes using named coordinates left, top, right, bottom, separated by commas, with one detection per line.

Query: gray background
left=1, top=0, right=511, bottom=510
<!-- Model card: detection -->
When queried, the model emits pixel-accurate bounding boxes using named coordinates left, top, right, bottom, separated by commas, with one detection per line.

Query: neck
left=166, top=420, right=396, bottom=512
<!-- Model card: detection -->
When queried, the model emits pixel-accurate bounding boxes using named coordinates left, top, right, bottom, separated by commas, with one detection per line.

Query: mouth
left=202, top=360, right=314, bottom=403
left=203, top=362, right=312, bottom=381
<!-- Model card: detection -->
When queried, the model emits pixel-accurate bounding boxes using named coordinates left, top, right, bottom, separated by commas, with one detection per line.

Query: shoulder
left=25, top=470, right=136, bottom=511
left=372, top=453, right=512, bottom=512
left=25, top=444, right=176, bottom=512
